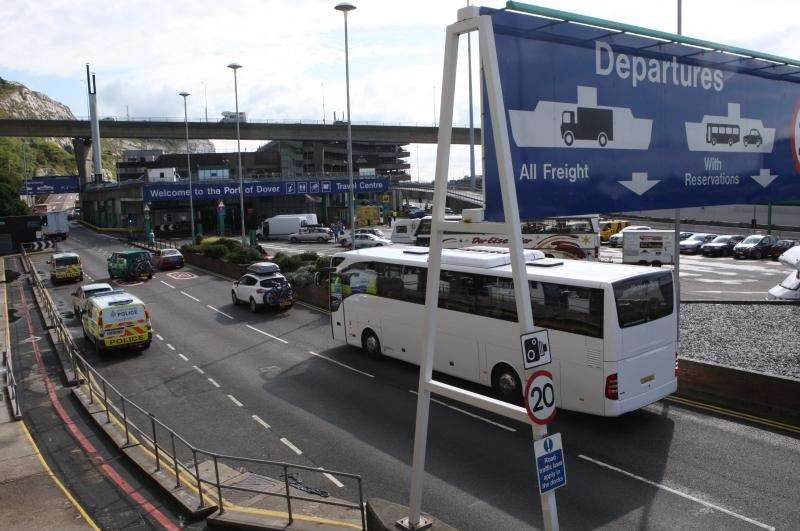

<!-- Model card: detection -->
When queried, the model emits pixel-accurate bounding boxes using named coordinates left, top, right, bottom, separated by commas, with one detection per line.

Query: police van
left=81, top=291, right=152, bottom=353
left=49, top=252, right=84, bottom=284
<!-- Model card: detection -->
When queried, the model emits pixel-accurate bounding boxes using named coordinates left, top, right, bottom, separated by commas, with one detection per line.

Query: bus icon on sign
left=521, top=330, right=551, bottom=369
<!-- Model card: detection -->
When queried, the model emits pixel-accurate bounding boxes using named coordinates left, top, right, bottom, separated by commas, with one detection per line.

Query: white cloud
left=2, top=0, right=799, bottom=181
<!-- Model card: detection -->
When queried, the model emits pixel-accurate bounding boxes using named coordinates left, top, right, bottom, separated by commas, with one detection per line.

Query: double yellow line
left=667, top=395, right=800, bottom=435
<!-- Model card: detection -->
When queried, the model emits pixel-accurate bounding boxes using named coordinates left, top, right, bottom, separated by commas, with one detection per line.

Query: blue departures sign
left=21, top=176, right=80, bottom=195
left=534, top=433, right=566, bottom=494
left=143, top=178, right=389, bottom=202
left=481, top=6, right=800, bottom=220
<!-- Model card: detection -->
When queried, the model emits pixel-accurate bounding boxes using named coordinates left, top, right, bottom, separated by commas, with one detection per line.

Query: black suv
left=732, top=234, right=778, bottom=259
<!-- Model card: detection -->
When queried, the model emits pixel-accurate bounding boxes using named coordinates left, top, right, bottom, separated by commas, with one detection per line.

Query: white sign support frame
left=403, top=6, right=559, bottom=531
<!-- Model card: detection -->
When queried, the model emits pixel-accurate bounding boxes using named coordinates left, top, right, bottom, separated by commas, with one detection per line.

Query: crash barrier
left=21, top=240, right=56, bottom=252
left=21, top=248, right=367, bottom=529
left=1, top=268, right=22, bottom=420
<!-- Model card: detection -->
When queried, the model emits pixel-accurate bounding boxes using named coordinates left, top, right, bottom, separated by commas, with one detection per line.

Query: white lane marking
left=252, top=415, right=271, bottom=430
left=207, top=305, right=234, bottom=319
left=694, top=278, right=757, bottom=285
left=156, top=334, right=164, bottom=341
left=578, top=455, right=774, bottom=531
left=193, top=365, right=205, bottom=374
left=85, top=274, right=94, bottom=281
left=688, top=290, right=768, bottom=294
left=166, top=343, right=176, bottom=351
left=280, top=437, right=303, bottom=455
left=207, top=378, right=221, bottom=388
left=320, top=469, right=345, bottom=488
left=245, top=324, right=289, bottom=344
left=409, top=390, right=516, bottom=432
left=227, top=394, right=244, bottom=407
left=178, top=353, right=188, bottom=361
left=308, top=351, right=374, bottom=378
left=160, top=280, right=176, bottom=289
left=181, top=291, right=200, bottom=302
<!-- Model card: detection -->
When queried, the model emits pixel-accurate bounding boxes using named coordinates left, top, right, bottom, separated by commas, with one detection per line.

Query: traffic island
left=365, top=498, right=456, bottom=531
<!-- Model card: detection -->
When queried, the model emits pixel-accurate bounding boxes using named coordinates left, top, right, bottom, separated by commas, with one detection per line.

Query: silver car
left=288, top=227, right=334, bottom=243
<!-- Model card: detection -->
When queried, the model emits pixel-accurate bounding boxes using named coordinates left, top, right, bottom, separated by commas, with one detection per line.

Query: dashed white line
left=160, top=280, right=176, bottom=289
left=320, top=469, right=345, bottom=488
left=207, top=305, right=234, bottom=319
left=178, top=353, right=188, bottom=361
left=227, top=394, right=244, bottom=407
left=409, top=390, right=516, bottom=432
left=166, top=343, right=176, bottom=351
left=181, top=291, right=200, bottom=302
left=192, top=365, right=205, bottom=375
left=578, top=454, right=774, bottom=530
left=251, top=415, right=271, bottom=430
left=280, top=437, right=303, bottom=455
left=84, top=274, right=94, bottom=281
left=156, top=334, right=164, bottom=341
left=207, top=378, right=220, bottom=388
left=308, top=351, right=374, bottom=378
left=245, top=324, right=289, bottom=344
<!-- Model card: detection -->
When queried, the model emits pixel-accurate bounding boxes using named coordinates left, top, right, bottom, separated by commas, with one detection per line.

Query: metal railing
left=2, top=349, right=21, bottom=420
left=21, top=249, right=366, bottom=528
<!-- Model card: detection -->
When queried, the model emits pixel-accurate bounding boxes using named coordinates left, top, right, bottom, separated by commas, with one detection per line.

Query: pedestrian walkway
left=0, top=265, right=94, bottom=530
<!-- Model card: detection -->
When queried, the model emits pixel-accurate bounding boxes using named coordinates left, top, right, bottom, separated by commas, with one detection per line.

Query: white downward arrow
left=751, top=168, right=778, bottom=188
left=618, top=172, right=660, bottom=196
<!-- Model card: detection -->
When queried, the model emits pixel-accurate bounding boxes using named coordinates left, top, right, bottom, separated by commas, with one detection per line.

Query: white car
left=344, top=233, right=392, bottom=249
left=766, top=246, right=800, bottom=300
left=338, top=228, right=386, bottom=246
left=231, top=262, right=294, bottom=312
left=288, top=227, right=334, bottom=243
left=607, top=226, right=652, bottom=247
left=71, top=283, right=114, bottom=316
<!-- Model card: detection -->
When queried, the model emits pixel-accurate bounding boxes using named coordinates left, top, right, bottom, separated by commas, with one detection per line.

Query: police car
left=82, top=291, right=152, bottom=353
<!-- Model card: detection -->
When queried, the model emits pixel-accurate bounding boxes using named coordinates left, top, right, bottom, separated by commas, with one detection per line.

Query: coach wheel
left=492, top=364, right=522, bottom=404
left=362, top=329, right=382, bottom=359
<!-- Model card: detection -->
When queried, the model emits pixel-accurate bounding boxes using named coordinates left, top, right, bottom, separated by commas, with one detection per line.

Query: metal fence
left=2, top=349, right=21, bottom=420
left=21, top=249, right=366, bottom=528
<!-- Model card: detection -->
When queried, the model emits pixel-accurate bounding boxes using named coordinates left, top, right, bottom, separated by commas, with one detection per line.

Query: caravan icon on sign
left=508, top=86, right=653, bottom=150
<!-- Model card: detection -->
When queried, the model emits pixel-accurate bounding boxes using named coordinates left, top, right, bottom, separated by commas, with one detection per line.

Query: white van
left=767, top=245, right=800, bottom=300
left=623, top=230, right=675, bottom=266
left=390, top=218, right=421, bottom=244
left=258, top=214, right=319, bottom=239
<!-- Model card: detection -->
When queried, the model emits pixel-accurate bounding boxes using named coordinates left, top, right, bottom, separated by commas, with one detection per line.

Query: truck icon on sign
left=509, top=86, right=652, bottom=150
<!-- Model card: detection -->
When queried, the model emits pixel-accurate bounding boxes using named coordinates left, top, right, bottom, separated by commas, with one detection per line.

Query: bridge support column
left=90, top=201, right=98, bottom=225
left=113, top=199, right=122, bottom=228
left=72, top=137, right=92, bottom=218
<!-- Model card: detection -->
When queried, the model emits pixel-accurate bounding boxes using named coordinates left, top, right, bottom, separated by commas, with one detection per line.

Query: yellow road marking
left=666, top=396, right=800, bottom=435
left=21, top=422, right=102, bottom=531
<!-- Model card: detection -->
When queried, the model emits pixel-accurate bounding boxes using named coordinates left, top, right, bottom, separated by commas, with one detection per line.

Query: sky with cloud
left=2, top=0, right=798, bottom=180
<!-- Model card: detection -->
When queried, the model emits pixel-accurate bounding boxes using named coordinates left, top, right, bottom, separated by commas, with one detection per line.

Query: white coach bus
left=329, top=246, right=677, bottom=417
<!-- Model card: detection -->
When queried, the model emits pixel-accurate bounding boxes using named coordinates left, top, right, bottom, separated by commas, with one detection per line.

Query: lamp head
left=335, top=2, right=356, bottom=12
left=227, top=63, right=242, bottom=70
left=179, top=91, right=190, bottom=98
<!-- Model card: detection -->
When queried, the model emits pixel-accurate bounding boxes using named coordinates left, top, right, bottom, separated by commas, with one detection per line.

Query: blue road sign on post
left=533, top=433, right=566, bottom=494
left=21, top=176, right=79, bottom=195
left=481, top=4, right=800, bottom=220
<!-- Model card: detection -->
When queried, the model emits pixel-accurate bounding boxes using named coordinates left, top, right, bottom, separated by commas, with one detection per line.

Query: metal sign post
left=403, top=6, right=559, bottom=530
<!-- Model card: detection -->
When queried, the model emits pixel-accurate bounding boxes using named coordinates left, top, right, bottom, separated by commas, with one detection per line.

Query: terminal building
left=80, top=140, right=410, bottom=235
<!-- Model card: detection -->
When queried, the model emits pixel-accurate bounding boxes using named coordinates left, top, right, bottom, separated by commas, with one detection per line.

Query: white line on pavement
left=245, top=324, right=289, bottom=344
left=207, top=305, right=234, bottom=319
left=181, top=291, right=200, bottom=302
left=178, top=353, right=188, bottom=361
left=227, top=394, right=244, bottom=407
left=280, top=437, right=303, bottom=455
left=578, top=454, right=774, bottom=531
left=207, top=377, right=221, bottom=388
left=193, top=365, right=205, bottom=374
left=320, top=469, right=345, bottom=488
left=156, top=334, right=164, bottom=341
left=166, top=343, right=176, bottom=351
left=409, top=390, right=516, bottom=432
left=308, top=351, right=374, bottom=378
left=688, top=290, right=768, bottom=294
left=160, top=280, right=176, bottom=289
left=251, top=415, right=271, bottom=430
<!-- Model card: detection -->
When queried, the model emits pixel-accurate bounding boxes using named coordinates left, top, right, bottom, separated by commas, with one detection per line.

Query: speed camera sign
left=521, top=330, right=551, bottom=369
left=524, top=370, right=557, bottom=425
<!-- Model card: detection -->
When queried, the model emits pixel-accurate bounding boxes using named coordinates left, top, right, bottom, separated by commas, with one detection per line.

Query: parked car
left=231, top=262, right=294, bottom=312
left=346, top=233, right=392, bottom=249
left=71, top=283, right=114, bottom=316
left=406, top=209, right=426, bottom=219
left=339, top=228, right=388, bottom=246
left=700, top=234, right=745, bottom=257
left=679, top=231, right=694, bottom=241
left=607, top=226, right=651, bottom=247
left=770, top=239, right=798, bottom=260
left=153, top=248, right=185, bottom=269
left=767, top=246, right=800, bottom=300
left=679, top=233, right=717, bottom=254
left=732, top=234, right=779, bottom=259
left=289, top=226, right=334, bottom=244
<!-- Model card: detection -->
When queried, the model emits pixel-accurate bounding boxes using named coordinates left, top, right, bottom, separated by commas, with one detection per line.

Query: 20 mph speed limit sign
left=524, top=370, right=557, bottom=425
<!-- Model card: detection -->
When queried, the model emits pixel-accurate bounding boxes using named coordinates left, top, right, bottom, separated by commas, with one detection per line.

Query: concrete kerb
left=682, top=299, right=800, bottom=305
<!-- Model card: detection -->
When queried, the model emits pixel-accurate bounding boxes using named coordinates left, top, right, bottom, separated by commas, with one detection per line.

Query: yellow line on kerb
left=21, top=422, right=102, bottom=531
left=90, top=384, right=360, bottom=529
left=666, top=396, right=800, bottom=435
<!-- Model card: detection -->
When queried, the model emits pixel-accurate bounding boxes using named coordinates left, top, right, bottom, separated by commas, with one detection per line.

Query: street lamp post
left=335, top=2, right=356, bottom=246
left=179, top=92, right=196, bottom=243
left=227, top=63, right=247, bottom=247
